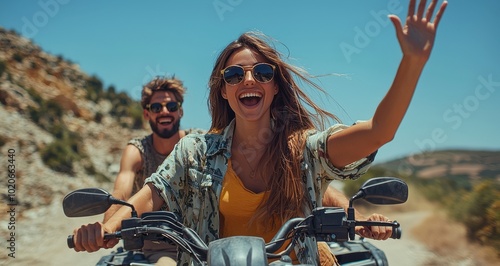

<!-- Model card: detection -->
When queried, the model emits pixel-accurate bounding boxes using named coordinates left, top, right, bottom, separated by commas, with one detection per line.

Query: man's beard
left=149, top=118, right=180, bottom=139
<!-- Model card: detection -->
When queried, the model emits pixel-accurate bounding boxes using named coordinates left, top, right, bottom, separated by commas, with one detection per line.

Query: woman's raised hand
left=389, top=0, right=448, bottom=61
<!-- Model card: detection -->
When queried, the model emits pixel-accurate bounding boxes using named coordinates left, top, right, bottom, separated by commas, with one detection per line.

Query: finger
left=425, top=0, right=437, bottom=22
left=407, top=0, right=416, bottom=18
left=389, top=15, right=404, bottom=36
left=357, top=226, right=371, bottom=238
left=80, top=225, right=90, bottom=251
left=417, top=0, right=427, bottom=18
left=84, top=223, right=102, bottom=252
left=417, top=0, right=427, bottom=19
left=105, top=238, right=119, bottom=249
left=73, top=227, right=82, bottom=252
left=370, top=226, right=381, bottom=239
left=376, top=225, right=389, bottom=240
left=383, top=226, right=393, bottom=240
left=96, top=223, right=104, bottom=248
left=433, top=1, right=448, bottom=29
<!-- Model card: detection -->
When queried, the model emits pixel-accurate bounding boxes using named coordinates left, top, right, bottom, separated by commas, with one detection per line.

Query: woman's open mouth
left=239, top=92, right=262, bottom=107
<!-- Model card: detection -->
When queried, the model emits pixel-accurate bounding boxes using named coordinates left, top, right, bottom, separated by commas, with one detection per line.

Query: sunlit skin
left=72, top=0, right=448, bottom=254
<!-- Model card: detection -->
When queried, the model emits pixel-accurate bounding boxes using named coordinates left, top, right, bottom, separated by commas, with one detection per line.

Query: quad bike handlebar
left=65, top=177, right=407, bottom=265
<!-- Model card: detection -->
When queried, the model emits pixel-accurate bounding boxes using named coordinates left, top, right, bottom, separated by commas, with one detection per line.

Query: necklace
left=242, top=153, right=257, bottom=178
left=237, top=146, right=265, bottom=178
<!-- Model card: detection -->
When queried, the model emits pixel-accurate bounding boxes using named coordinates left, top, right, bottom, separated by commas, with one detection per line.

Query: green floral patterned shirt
left=145, top=119, right=375, bottom=265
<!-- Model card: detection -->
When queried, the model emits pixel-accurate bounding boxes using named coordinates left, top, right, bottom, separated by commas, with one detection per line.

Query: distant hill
left=375, top=149, right=500, bottom=181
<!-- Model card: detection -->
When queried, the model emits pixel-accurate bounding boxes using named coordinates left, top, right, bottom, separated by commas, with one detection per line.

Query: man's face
left=143, top=91, right=183, bottom=139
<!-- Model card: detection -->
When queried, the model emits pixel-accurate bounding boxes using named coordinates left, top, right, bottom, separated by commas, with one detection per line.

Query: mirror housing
left=63, top=188, right=136, bottom=217
left=350, top=177, right=408, bottom=206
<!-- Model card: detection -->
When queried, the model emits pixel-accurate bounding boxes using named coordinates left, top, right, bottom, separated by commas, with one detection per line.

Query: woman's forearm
left=371, top=55, right=427, bottom=142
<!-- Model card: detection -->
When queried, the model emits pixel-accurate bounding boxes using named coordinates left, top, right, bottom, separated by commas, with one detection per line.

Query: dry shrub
left=412, top=212, right=500, bottom=266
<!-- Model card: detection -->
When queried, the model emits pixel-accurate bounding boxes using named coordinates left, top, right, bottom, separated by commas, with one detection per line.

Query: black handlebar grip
left=67, top=235, right=75, bottom=249
left=391, top=226, right=402, bottom=239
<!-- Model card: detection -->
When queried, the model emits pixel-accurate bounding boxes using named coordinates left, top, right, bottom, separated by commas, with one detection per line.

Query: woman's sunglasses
left=220, top=63, right=275, bottom=85
left=146, top=102, right=181, bottom=113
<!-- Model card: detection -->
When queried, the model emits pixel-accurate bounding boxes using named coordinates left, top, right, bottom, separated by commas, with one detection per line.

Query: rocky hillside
left=375, top=149, right=500, bottom=181
left=0, top=27, right=147, bottom=225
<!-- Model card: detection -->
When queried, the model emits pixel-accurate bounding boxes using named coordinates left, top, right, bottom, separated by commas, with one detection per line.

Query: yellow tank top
left=219, top=160, right=297, bottom=263
left=219, top=159, right=276, bottom=240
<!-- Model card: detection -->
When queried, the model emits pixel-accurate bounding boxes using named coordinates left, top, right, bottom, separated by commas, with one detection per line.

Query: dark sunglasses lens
left=149, top=102, right=179, bottom=113
left=166, top=102, right=179, bottom=112
left=149, top=103, right=163, bottom=113
left=223, top=66, right=244, bottom=85
left=253, top=64, right=274, bottom=83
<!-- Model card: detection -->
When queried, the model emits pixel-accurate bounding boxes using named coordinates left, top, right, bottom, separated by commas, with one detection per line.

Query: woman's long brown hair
left=208, top=32, right=340, bottom=228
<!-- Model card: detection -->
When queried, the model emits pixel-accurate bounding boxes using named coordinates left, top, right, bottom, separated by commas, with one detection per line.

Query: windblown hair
left=141, top=76, right=186, bottom=109
left=208, top=32, right=340, bottom=228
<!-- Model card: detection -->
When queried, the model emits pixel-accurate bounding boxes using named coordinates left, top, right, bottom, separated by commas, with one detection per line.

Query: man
left=103, top=76, right=204, bottom=265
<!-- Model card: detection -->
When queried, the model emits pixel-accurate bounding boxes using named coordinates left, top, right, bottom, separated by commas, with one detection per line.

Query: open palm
left=390, top=0, right=447, bottom=60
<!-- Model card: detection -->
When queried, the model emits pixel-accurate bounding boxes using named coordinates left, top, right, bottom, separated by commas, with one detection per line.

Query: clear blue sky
left=1, top=0, right=499, bottom=163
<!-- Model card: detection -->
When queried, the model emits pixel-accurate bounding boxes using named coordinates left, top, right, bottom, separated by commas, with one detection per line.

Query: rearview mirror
left=351, top=177, right=408, bottom=205
left=62, top=188, right=114, bottom=217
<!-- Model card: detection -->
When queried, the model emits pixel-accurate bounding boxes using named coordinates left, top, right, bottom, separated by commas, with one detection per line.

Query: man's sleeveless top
left=127, top=128, right=205, bottom=195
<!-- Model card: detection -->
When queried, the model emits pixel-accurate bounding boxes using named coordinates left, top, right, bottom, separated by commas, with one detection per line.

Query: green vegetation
left=28, top=98, right=64, bottom=133
left=107, top=90, right=143, bottom=129
left=342, top=164, right=500, bottom=255
left=94, top=112, right=104, bottom=123
left=26, top=88, right=86, bottom=175
left=85, top=76, right=144, bottom=129
left=447, top=180, right=500, bottom=253
left=40, top=128, right=84, bottom=174
left=12, top=53, right=23, bottom=63
left=25, top=75, right=142, bottom=177
left=0, top=135, right=7, bottom=147
left=410, top=174, right=500, bottom=255
left=0, top=60, right=6, bottom=77
left=85, top=75, right=105, bottom=102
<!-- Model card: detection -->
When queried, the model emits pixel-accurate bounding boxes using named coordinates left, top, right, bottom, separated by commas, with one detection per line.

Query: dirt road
left=3, top=196, right=111, bottom=266
left=364, top=210, right=437, bottom=266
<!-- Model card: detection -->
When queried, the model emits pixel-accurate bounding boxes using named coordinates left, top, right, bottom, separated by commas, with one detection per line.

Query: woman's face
left=221, top=48, right=277, bottom=123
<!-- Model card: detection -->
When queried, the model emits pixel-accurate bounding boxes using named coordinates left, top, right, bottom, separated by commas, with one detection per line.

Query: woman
left=73, top=1, right=447, bottom=265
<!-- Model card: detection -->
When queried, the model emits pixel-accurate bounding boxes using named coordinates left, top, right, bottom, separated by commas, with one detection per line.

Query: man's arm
left=322, top=185, right=393, bottom=240
left=322, top=185, right=362, bottom=217
left=103, top=145, right=142, bottom=223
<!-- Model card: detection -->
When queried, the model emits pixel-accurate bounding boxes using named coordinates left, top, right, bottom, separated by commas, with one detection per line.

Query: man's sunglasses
left=220, top=63, right=275, bottom=85
left=146, top=102, right=181, bottom=113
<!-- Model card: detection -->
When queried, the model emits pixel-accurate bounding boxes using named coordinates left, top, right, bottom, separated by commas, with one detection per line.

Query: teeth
left=239, top=92, right=262, bottom=99
left=158, top=117, right=173, bottom=124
